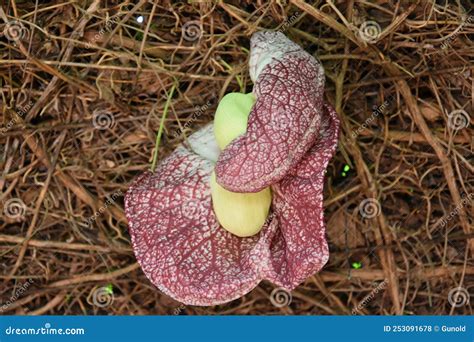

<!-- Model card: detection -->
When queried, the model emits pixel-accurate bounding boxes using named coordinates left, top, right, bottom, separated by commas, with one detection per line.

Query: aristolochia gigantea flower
left=125, top=31, right=340, bottom=305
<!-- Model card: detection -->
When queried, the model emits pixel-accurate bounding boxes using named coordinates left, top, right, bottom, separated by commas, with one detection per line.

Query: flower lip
left=249, top=31, right=301, bottom=83
left=217, top=31, right=326, bottom=193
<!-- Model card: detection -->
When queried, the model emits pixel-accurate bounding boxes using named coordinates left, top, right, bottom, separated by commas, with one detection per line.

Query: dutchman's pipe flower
left=125, top=31, right=340, bottom=305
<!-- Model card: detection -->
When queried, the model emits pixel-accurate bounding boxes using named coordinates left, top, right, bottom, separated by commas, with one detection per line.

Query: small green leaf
left=352, top=262, right=362, bottom=269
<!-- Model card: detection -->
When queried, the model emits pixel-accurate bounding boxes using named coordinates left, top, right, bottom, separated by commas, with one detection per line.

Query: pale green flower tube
left=211, top=92, right=272, bottom=237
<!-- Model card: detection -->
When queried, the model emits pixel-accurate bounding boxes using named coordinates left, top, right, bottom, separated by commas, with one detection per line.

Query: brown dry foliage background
left=0, top=0, right=472, bottom=315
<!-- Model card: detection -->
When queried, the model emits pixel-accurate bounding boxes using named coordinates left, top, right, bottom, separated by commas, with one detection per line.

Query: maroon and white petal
left=215, top=52, right=325, bottom=193
left=125, top=126, right=264, bottom=305
left=264, top=103, right=340, bottom=289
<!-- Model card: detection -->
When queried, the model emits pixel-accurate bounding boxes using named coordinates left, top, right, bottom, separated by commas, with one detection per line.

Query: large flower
left=125, top=31, right=340, bottom=305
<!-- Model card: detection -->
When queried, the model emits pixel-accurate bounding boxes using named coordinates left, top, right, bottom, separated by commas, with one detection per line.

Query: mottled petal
left=265, top=103, right=340, bottom=288
left=125, top=133, right=264, bottom=305
left=215, top=48, right=325, bottom=193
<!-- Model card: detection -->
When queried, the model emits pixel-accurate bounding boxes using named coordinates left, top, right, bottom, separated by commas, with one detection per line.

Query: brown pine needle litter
left=0, top=0, right=472, bottom=315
